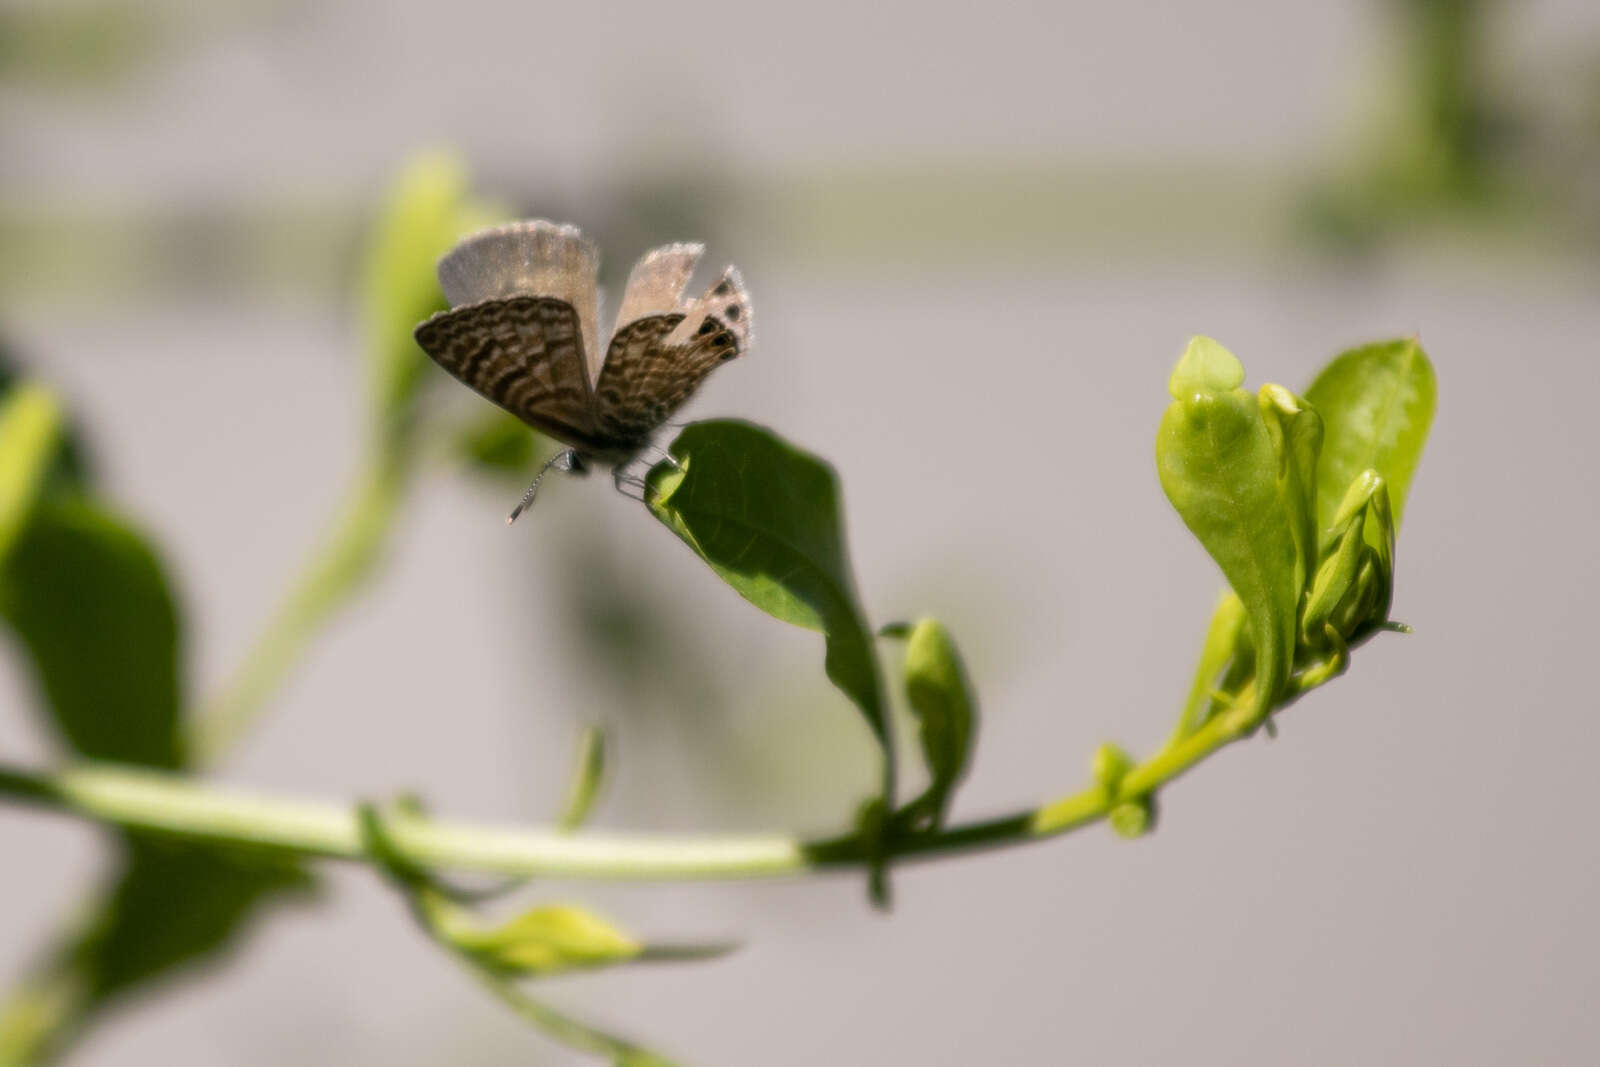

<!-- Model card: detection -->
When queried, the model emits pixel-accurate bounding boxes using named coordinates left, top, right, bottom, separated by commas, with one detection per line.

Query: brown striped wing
left=414, top=296, right=602, bottom=447
left=592, top=313, right=742, bottom=444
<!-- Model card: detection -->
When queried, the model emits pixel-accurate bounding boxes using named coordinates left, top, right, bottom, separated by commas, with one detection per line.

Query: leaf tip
left=1169, top=335, right=1245, bottom=400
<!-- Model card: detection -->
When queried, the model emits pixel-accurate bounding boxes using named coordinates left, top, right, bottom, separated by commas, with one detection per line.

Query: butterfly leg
left=507, top=448, right=585, bottom=524
left=646, top=443, right=683, bottom=471
left=610, top=463, right=649, bottom=502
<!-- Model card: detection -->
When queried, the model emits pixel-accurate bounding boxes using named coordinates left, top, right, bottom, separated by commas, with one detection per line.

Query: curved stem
left=0, top=689, right=1268, bottom=882
left=191, top=457, right=406, bottom=765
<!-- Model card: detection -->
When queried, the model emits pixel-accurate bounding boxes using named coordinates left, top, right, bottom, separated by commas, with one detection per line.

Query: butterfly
left=414, top=220, right=751, bottom=521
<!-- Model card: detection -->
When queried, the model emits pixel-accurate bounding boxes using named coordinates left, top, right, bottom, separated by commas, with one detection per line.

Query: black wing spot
left=715, top=332, right=734, bottom=347
left=713, top=280, right=732, bottom=296
left=725, top=304, right=742, bottom=320
left=697, top=319, right=717, bottom=335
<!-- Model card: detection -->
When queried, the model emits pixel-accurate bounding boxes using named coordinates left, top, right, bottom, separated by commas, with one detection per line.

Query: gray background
left=3, top=1, right=1599, bottom=1064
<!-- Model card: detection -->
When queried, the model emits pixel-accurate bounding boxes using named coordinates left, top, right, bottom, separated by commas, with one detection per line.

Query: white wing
left=664, top=265, right=751, bottom=349
left=435, top=220, right=602, bottom=386
left=612, top=242, right=704, bottom=334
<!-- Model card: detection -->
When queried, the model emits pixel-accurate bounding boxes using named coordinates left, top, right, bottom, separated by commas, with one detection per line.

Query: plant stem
left=0, top=687, right=1271, bottom=881
left=190, top=458, right=405, bottom=765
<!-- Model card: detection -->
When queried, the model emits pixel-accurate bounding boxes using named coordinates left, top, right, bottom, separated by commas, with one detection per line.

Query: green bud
left=1091, top=743, right=1134, bottom=799
left=1109, top=795, right=1158, bottom=839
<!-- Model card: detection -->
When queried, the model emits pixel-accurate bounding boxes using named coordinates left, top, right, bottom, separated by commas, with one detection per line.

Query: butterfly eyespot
left=697, top=319, right=716, bottom=335
left=726, top=305, right=742, bottom=320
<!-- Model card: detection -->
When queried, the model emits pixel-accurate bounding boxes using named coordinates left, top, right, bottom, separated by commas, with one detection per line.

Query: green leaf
left=427, top=899, right=643, bottom=978
left=0, top=396, right=314, bottom=1061
left=453, top=408, right=544, bottom=478
left=1257, top=383, right=1323, bottom=593
left=0, top=382, right=62, bottom=562
left=647, top=420, right=893, bottom=802
left=360, top=151, right=490, bottom=425
left=1168, top=335, right=1246, bottom=395
left=1171, top=592, right=1246, bottom=740
left=75, top=836, right=315, bottom=1004
left=896, top=619, right=977, bottom=827
left=0, top=353, right=94, bottom=497
left=0, top=499, right=184, bottom=767
left=557, top=726, right=607, bottom=832
left=1156, top=337, right=1301, bottom=722
left=1303, top=337, right=1436, bottom=533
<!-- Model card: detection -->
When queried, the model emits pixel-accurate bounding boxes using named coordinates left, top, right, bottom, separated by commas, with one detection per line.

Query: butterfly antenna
left=507, top=449, right=582, bottom=525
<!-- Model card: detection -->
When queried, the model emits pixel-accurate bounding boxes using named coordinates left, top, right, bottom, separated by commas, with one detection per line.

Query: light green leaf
left=557, top=726, right=606, bottom=832
left=1171, top=592, right=1246, bottom=741
left=647, top=420, right=892, bottom=804
left=1156, top=337, right=1300, bottom=722
left=0, top=382, right=62, bottom=562
left=897, top=619, right=977, bottom=827
left=360, top=150, right=489, bottom=424
left=1257, top=383, right=1323, bottom=593
left=453, top=408, right=544, bottom=479
left=0, top=499, right=184, bottom=767
left=1303, top=337, right=1436, bottom=533
left=429, top=899, right=642, bottom=978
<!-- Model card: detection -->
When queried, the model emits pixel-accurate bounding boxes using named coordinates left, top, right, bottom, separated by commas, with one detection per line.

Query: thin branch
left=0, top=690, right=1274, bottom=882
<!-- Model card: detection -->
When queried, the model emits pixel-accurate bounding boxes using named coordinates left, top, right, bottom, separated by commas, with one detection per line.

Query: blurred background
left=3, top=0, right=1599, bottom=1063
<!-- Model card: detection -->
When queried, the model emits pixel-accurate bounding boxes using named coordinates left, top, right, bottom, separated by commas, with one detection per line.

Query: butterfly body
left=415, top=221, right=750, bottom=475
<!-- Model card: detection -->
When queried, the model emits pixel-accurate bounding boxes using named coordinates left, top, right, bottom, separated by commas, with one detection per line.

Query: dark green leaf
left=1303, top=337, right=1436, bottom=532
left=76, top=836, right=315, bottom=1003
left=1156, top=338, right=1300, bottom=719
left=647, top=420, right=892, bottom=802
left=0, top=499, right=183, bottom=767
left=0, top=395, right=314, bottom=1060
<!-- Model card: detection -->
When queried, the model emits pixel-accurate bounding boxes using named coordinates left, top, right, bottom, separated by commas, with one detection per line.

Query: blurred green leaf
left=647, top=420, right=893, bottom=803
left=0, top=499, right=183, bottom=767
left=896, top=619, right=977, bottom=828
left=0, top=492, right=316, bottom=1062
left=453, top=408, right=544, bottom=478
left=0, top=383, right=62, bottom=562
left=0, top=347, right=94, bottom=495
left=360, top=151, right=487, bottom=427
left=1157, top=338, right=1300, bottom=721
left=74, top=837, right=315, bottom=1004
left=558, top=726, right=607, bottom=832
left=426, top=898, right=642, bottom=979
left=1303, top=337, right=1437, bottom=533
